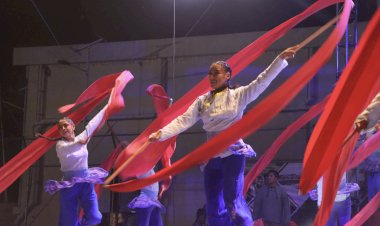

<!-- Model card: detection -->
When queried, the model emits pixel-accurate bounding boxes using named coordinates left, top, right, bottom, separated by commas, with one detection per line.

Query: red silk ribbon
left=113, top=0, right=346, bottom=180
left=0, top=71, right=133, bottom=193
left=301, top=8, right=380, bottom=226
left=243, top=95, right=329, bottom=195
left=107, top=0, right=350, bottom=192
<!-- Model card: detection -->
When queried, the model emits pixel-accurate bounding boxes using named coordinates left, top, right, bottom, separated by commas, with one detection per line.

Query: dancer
left=44, top=105, right=109, bottom=226
left=149, top=46, right=298, bottom=226
left=127, top=168, right=165, bottom=226
left=315, top=173, right=353, bottom=226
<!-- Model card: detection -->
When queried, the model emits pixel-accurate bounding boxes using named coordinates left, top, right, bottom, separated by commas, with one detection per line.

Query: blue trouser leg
left=336, top=198, right=351, bottom=225
left=325, top=198, right=351, bottom=226
left=59, top=185, right=80, bottom=226
left=58, top=183, right=102, bottom=226
left=204, top=155, right=253, bottom=226
left=79, top=183, right=102, bottom=226
left=204, top=157, right=231, bottom=226
left=136, top=206, right=163, bottom=226
left=136, top=207, right=153, bottom=226
left=222, top=155, right=253, bottom=226
left=149, top=207, right=163, bottom=226
left=367, top=171, right=380, bottom=200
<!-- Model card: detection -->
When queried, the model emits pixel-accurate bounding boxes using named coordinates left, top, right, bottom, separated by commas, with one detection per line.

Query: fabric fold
left=113, top=0, right=345, bottom=180
left=0, top=71, right=133, bottom=193
left=107, top=0, right=350, bottom=193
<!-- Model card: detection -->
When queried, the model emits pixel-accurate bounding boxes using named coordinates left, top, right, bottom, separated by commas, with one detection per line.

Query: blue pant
left=59, top=183, right=102, bottom=226
left=136, top=206, right=163, bottom=226
left=367, top=171, right=380, bottom=200
left=204, top=155, right=253, bottom=226
left=325, top=198, right=351, bottom=226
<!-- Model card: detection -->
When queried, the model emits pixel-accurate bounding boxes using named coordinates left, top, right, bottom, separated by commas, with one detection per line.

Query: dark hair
left=36, top=117, right=75, bottom=141
left=209, top=61, right=236, bottom=89
left=209, top=61, right=232, bottom=76
left=266, top=169, right=280, bottom=178
left=58, top=117, right=74, bottom=126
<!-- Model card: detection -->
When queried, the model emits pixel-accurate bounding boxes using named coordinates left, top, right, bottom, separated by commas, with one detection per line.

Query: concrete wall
left=13, top=22, right=367, bottom=226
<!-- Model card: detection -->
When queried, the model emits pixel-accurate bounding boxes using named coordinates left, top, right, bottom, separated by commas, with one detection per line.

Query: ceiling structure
left=1, top=0, right=377, bottom=47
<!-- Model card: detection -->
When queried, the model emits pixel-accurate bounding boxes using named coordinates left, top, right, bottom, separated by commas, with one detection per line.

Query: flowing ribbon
left=146, top=84, right=176, bottom=198
left=0, top=71, right=133, bottom=193
left=113, top=0, right=346, bottom=180
left=95, top=141, right=129, bottom=197
left=349, top=130, right=380, bottom=170
left=345, top=191, right=380, bottom=226
left=300, top=8, right=380, bottom=226
left=243, top=95, right=329, bottom=195
left=107, top=0, right=351, bottom=193
left=300, top=7, right=380, bottom=194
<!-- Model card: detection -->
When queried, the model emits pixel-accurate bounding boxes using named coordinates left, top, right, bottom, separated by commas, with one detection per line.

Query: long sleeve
left=159, top=57, right=288, bottom=141
left=77, top=105, right=107, bottom=141
left=56, top=105, right=107, bottom=172
left=159, top=98, right=201, bottom=141
left=356, top=92, right=380, bottom=128
left=237, top=56, right=288, bottom=106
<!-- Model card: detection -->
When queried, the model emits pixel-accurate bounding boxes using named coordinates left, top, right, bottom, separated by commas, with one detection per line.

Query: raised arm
left=238, top=46, right=298, bottom=105
left=78, top=105, right=108, bottom=141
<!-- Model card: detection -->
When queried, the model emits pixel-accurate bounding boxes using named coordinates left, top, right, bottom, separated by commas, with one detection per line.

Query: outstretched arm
left=149, top=98, right=201, bottom=142
left=238, top=45, right=298, bottom=105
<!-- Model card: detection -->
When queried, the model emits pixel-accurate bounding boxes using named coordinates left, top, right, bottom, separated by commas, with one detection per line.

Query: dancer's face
left=57, top=119, right=75, bottom=141
left=208, top=64, right=230, bottom=89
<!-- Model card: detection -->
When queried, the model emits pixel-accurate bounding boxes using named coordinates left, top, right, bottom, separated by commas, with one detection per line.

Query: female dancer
left=149, top=46, right=298, bottom=226
left=44, top=105, right=109, bottom=226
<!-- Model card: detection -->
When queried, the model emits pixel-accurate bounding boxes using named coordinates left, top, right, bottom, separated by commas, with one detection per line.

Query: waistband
left=62, top=169, right=88, bottom=180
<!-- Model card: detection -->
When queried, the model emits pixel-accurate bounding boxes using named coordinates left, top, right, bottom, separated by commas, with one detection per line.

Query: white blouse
left=159, top=57, right=288, bottom=157
left=56, top=106, right=106, bottom=172
left=317, top=173, right=349, bottom=206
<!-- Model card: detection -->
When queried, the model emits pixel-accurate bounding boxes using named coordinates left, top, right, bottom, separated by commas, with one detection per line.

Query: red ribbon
left=0, top=71, right=133, bottom=193
left=345, top=191, right=380, bottom=226
left=113, top=0, right=345, bottom=180
left=349, top=131, right=380, bottom=170
left=146, top=84, right=176, bottom=198
left=300, top=8, right=380, bottom=226
left=107, top=0, right=349, bottom=193
left=243, top=96, right=329, bottom=195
